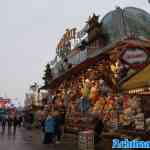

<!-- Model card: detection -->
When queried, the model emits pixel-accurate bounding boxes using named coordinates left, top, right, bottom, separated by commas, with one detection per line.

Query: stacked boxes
left=145, top=118, right=150, bottom=130
left=134, top=113, right=144, bottom=129
left=78, top=130, right=94, bottom=150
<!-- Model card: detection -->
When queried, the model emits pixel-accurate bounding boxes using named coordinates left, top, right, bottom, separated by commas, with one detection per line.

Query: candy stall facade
left=42, top=7, right=150, bottom=139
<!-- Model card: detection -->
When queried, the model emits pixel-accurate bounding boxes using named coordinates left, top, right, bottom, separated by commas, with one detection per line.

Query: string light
left=128, top=87, right=150, bottom=94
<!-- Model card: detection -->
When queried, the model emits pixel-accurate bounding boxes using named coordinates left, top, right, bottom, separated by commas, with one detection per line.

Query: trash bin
left=78, top=130, right=94, bottom=150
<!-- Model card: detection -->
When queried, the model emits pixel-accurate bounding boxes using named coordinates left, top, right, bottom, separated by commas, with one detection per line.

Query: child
left=43, top=112, right=55, bottom=144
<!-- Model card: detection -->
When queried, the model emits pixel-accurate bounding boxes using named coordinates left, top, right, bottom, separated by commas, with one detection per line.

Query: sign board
left=56, top=25, right=88, bottom=60
left=56, top=28, right=76, bottom=59
left=0, top=100, right=9, bottom=108
left=122, top=48, right=148, bottom=68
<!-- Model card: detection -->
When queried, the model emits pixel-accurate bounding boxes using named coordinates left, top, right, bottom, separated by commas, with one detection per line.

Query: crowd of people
left=0, top=109, right=105, bottom=147
left=0, top=114, right=23, bottom=135
left=39, top=107, right=104, bottom=145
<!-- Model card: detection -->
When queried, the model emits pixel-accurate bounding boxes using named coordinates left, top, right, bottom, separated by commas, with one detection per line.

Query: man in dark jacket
left=18, top=116, right=23, bottom=127
left=94, top=116, right=104, bottom=144
left=7, top=116, right=13, bottom=134
left=12, top=116, right=18, bottom=135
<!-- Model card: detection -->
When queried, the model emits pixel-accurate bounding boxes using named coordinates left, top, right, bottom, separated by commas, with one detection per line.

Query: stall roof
left=40, top=40, right=120, bottom=89
left=41, top=38, right=150, bottom=90
left=122, top=64, right=150, bottom=91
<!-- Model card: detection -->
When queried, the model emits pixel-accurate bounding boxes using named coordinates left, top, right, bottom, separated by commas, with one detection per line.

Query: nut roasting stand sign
left=121, top=48, right=149, bottom=69
left=56, top=28, right=77, bottom=59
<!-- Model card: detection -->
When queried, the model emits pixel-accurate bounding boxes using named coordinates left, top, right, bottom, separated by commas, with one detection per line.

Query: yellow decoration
left=122, top=64, right=150, bottom=91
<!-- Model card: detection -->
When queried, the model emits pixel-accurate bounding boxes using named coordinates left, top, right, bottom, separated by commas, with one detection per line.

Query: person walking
left=93, top=115, right=104, bottom=144
left=1, top=116, right=7, bottom=133
left=7, top=116, right=13, bottom=135
left=53, top=111, right=62, bottom=144
left=18, top=116, right=23, bottom=128
left=41, top=118, right=46, bottom=142
left=43, top=112, right=55, bottom=144
left=41, top=118, right=45, bottom=133
left=12, top=115, right=18, bottom=135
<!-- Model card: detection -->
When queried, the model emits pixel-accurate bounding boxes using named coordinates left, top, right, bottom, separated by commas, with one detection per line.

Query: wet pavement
left=0, top=127, right=78, bottom=150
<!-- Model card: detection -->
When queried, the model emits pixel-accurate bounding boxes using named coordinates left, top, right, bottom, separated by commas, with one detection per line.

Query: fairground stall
left=41, top=7, right=150, bottom=145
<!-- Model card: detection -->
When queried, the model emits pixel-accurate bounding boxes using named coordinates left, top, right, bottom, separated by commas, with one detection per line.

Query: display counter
left=103, top=130, right=150, bottom=139
left=65, top=112, right=94, bottom=133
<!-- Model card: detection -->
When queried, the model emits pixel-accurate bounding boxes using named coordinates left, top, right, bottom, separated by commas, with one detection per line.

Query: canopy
left=122, top=64, right=150, bottom=91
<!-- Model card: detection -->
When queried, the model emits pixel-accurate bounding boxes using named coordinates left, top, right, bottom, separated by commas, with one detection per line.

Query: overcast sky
left=0, top=0, right=149, bottom=106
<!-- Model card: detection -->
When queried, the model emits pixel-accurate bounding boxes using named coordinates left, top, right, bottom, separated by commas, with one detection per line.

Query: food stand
left=41, top=7, right=150, bottom=148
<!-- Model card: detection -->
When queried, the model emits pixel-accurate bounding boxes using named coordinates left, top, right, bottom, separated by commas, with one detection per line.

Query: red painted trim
left=120, top=47, right=149, bottom=70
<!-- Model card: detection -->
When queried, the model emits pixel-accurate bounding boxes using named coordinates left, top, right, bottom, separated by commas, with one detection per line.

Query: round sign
left=121, top=48, right=148, bottom=68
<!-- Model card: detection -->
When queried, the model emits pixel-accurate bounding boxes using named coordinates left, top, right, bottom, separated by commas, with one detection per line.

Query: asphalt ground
left=0, top=127, right=78, bottom=150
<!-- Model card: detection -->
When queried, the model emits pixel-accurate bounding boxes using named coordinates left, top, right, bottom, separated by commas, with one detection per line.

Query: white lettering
left=123, top=48, right=147, bottom=64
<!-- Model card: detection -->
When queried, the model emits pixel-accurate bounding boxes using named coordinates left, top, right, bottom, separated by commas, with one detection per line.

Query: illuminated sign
left=56, top=28, right=77, bottom=59
left=56, top=25, right=88, bottom=60
left=0, top=100, right=9, bottom=108
left=57, top=28, right=76, bottom=49
left=122, top=48, right=148, bottom=68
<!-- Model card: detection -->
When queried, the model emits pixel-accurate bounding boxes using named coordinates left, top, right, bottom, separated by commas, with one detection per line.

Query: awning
left=122, top=64, right=150, bottom=91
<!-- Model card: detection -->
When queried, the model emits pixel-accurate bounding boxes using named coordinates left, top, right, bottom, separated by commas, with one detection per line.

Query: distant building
left=24, top=83, right=48, bottom=109
left=24, top=93, right=32, bottom=108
